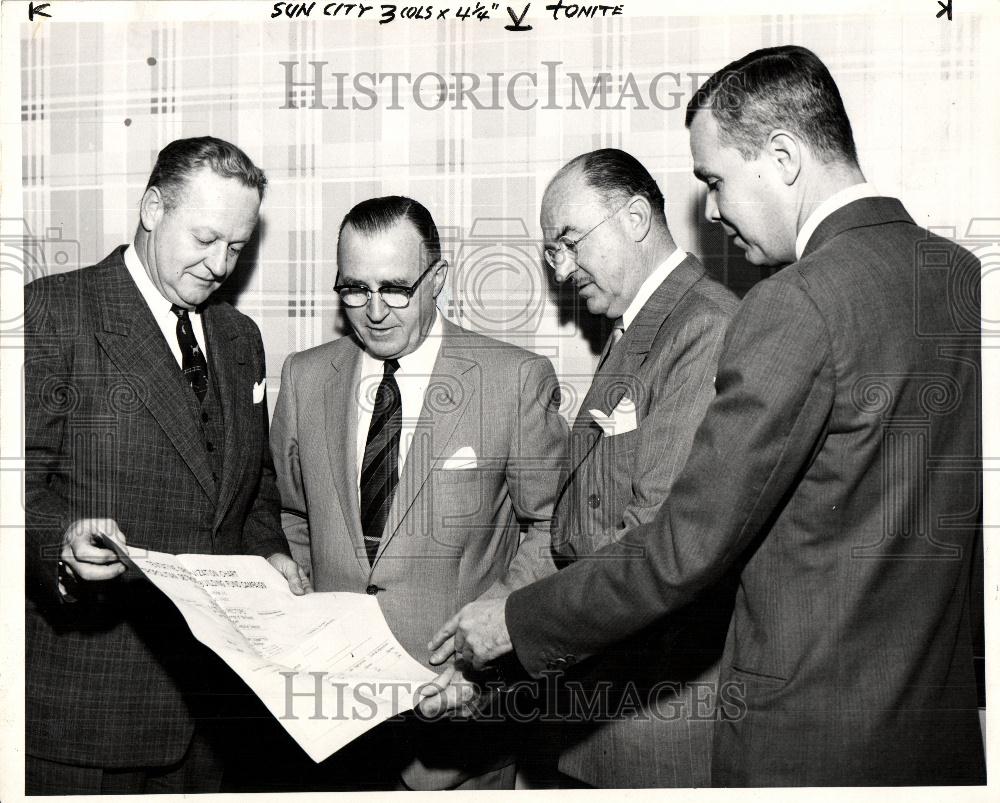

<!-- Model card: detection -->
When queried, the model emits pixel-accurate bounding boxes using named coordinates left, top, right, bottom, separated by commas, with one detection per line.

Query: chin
left=360, top=337, right=403, bottom=359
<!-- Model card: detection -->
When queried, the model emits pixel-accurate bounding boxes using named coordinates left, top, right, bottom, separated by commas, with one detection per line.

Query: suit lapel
left=373, top=320, right=477, bottom=567
left=93, top=251, right=217, bottom=501
left=206, top=307, right=251, bottom=531
left=326, top=341, right=367, bottom=571
left=564, top=254, right=708, bottom=481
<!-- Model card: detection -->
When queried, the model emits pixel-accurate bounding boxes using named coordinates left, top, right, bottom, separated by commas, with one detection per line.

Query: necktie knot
left=170, top=304, right=190, bottom=320
left=383, top=358, right=400, bottom=376
left=610, top=318, right=625, bottom=344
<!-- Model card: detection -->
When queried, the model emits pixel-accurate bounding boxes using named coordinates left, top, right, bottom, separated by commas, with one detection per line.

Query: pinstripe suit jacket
left=552, top=255, right=738, bottom=787
left=507, top=197, right=985, bottom=785
left=270, top=317, right=567, bottom=790
left=24, top=247, right=288, bottom=768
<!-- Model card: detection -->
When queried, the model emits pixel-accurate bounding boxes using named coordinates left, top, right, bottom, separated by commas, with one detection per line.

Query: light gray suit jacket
left=271, top=316, right=567, bottom=789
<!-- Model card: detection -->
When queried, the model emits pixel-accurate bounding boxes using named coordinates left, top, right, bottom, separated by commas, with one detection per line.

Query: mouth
left=570, top=271, right=593, bottom=293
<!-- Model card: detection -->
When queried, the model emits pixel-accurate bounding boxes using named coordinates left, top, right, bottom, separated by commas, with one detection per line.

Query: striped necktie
left=170, top=305, right=209, bottom=404
left=359, top=358, right=402, bottom=565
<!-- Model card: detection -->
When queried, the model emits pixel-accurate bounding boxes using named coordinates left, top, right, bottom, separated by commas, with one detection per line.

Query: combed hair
left=145, top=136, right=267, bottom=208
left=559, top=148, right=665, bottom=216
left=685, top=45, right=859, bottom=165
left=338, top=196, right=442, bottom=265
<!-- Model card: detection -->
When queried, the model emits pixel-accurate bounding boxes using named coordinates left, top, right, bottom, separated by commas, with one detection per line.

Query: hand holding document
left=112, top=543, right=435, bottom=762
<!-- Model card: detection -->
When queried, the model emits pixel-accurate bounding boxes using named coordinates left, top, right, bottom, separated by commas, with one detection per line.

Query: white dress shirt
left=356, top=311, right=444, bottom=498
left=621, top=248, right=688, bottom=331
left=123, top=244, right=208, bottom=368
left=795, top=182, right=881, bottom=260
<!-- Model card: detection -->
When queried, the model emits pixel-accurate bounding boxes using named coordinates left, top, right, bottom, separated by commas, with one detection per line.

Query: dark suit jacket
left=553, top=255, right=737, bottom=787
left=24, top=247, right=288, bottom=768
left=506, top=198, right=985, bottom=785
left=271, top=317, right=567, bottom=789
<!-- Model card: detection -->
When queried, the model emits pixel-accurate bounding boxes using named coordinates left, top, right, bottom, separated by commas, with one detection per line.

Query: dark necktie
left=170, top=305, right=209, bottom=404
left=360, top=359, right=402, bottom=565
left=596, top=317, right=625, bottom=372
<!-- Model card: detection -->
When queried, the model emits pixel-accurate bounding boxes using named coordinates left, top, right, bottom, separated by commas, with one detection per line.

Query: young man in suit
left=24, top=136, right=308, bottom=794
left=432, top=46, right=985, bottom=786
left=269, top=195, right=567, bottom=790
left=532, top=148, right=737, bottom=787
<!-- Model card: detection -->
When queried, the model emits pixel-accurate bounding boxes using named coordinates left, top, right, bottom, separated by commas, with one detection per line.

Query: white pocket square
left=252, top=379, right=266, bottom=404
left=441, top=446, right=478, bottom=470
left=588, top=396, right=637, bottom=437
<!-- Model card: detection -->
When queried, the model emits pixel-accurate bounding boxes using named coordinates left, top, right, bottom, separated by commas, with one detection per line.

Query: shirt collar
left=123, top=243, right=177, bottom=316
left=795, top=182, right=880, bottom=260
left=621, top=248, right=687, bottom=331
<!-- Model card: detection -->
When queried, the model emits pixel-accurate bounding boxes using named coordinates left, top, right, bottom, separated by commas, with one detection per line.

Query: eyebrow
left=338, top=276, right=413, bottom=287
left=194, top=226, right=248, bottom=244
left=550, top=224, right=576, bottom=242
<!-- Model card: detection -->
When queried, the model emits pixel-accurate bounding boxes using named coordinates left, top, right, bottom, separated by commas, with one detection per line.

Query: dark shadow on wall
left=686, top=192, right=781, bottom=298
left=546, top=263, right=614, bottom=358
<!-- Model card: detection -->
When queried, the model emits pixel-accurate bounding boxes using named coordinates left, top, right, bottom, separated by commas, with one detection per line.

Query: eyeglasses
left=544, top=201, right=628, bottom=270
left=335, top=262, right=437, bottom=309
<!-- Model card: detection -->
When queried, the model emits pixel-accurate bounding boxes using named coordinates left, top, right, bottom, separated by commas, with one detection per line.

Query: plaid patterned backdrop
left=18, top=9, right=997, bottom=422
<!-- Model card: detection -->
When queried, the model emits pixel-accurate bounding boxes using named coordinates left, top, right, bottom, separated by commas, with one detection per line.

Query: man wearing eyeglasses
left=269, top=195, right=567, bottom=791
left=495, top=148, right=737, bottom=788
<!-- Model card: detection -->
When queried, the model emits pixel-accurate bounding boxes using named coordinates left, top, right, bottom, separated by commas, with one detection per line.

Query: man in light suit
left=432, top=46, right=985, bottom=785
left=25, top=137, right=307, bottom=795
left=533, top=148, right=737, bottom=787
left=270, top=195, right=566, bottom=790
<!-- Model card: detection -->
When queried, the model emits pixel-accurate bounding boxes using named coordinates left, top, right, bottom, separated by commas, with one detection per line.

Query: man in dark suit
left=531, top=148, right=737, bottom=787
left=24, top=136, right=308, bottom=795
left=431, top=46, right=985, bottom=786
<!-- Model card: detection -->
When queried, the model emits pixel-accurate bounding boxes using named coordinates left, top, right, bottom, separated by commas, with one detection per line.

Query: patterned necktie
left=170, top=305, right=208, bottom=404
left=596, top=318, right=625, bottom=372
left=360, top=358, right=402, bottom=565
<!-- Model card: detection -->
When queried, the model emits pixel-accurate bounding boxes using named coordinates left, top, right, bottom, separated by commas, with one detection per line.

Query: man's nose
left=704, top=191, right=721, bottom=224
left=366, top=293, right=390, bottom=321
left=550, top=254, right=575, bottom=284
left=204, top=243, right=229, bottom=279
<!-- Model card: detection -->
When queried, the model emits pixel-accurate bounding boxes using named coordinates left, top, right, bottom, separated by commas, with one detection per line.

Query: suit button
left=565, top=654, right=577, bottom=665
left=206, top=441, right=215, bottom=452
left=588, top=494, right=601, bottom=509
left=365, top=584, right=381, bottom=595
left=202, top=412, right=210, bottom=423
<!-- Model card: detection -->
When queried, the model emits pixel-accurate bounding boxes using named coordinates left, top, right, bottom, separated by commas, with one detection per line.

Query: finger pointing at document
left=428, top=598, right=512, bottom=670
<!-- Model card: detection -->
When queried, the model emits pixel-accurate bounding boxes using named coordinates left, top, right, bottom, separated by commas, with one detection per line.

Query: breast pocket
left=426, top=468, right=501, bottom=550
left=604, top=429, right=640, bottom=480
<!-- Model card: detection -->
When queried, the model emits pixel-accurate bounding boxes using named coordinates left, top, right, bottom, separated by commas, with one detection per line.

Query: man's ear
left=139, top=186, right=166, bottom=232
left=431, top=259, right=449, bottom=297
left=766, top=129, right=802, bottom=186
left=623, top=194, right=653, bottom=243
